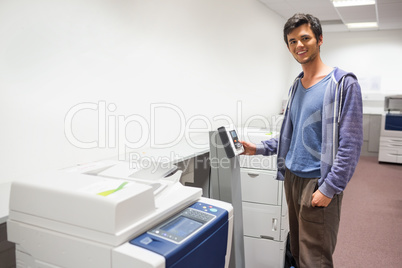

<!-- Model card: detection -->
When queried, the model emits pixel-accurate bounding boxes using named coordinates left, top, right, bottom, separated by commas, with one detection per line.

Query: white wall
left=288, top=29, right=402, bottom=98
left=0, top=0, right=290, bottom=183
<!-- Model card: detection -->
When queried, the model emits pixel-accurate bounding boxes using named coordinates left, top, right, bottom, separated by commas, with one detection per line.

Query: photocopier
left=7, top=160, right=233, bottom=268
left=379, top=95, right=402, bottom=163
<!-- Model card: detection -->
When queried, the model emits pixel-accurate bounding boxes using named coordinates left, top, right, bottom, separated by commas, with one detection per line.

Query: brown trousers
left=284, top=169, right=343, bottom=268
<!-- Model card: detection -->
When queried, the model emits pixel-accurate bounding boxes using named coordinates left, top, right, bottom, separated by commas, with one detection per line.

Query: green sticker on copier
left=97, top=182, right=129, bottom=197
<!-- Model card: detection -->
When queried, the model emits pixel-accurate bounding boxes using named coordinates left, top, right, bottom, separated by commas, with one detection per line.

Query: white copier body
left=7, top=161, right=233, bottom=268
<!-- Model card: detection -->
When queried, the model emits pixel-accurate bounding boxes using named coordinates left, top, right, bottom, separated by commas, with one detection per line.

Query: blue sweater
left=256, top=67, right=363, bottom=198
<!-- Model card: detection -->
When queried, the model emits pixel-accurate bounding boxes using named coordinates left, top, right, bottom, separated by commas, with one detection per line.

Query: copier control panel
left=130, top=201, right=229, bottom=268
left=147, top=205, right=216, bottom=243
left=218, top=126, right=244, bottom=158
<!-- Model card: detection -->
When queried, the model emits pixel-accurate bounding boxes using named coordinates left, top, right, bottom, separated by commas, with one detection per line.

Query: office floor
left=333, top=156, right=402, bottom=267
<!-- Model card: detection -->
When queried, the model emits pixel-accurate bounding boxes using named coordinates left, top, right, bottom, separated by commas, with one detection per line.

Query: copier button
left=140, top=237, right=153, bottom=245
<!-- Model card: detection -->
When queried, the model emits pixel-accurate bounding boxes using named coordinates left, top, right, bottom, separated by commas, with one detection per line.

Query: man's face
left=286, top=23, right=322, bottom=65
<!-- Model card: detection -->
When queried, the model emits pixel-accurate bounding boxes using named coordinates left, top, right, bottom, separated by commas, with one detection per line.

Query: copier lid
left=9, top=171, right=155, bottom=235
left=385, top=95, right=402, bottom=111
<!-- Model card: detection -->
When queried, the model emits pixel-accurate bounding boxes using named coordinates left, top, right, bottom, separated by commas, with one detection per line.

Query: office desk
left=115, top=134, right=210, bottom=164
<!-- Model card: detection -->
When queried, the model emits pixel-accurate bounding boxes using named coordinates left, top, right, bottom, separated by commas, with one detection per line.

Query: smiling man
left=241, top=14, right=363, bottom=267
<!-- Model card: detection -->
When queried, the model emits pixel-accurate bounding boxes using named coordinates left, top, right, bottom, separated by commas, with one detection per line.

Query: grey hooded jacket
left=256, top=67, right=363, bottom=198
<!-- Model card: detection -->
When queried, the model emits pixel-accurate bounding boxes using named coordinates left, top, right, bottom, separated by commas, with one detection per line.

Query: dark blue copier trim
left=385, top=114, right=402, bottom=131
left=130, top=201, right=229, bottom=268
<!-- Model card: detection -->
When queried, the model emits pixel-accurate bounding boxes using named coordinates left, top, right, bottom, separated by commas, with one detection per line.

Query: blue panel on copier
left=130, top=202, right=229, bottom=268
left=385, top=114, right=402, bottom=131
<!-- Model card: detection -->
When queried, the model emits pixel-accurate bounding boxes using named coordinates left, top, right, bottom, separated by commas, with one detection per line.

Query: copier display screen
left=146, top=206, right=216, bottom=243
left=160, top=216, right=203, bottom=238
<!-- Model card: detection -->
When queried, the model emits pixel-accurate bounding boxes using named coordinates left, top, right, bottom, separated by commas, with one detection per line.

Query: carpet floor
left=333, top=156, right=402, bottom=267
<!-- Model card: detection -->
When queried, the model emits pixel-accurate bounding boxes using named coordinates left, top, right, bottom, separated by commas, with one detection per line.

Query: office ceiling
left=259, top=0, right=402, bottom=32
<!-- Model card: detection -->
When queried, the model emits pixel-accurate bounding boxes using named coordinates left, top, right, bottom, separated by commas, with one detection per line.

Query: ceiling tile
left=336, top=5, right=377, bottom=23
left=377, top=0, right=402, bottom=4
left=289, top=1, right=340, bottom=20
left=378, top=2, right=402, bottom=17
left=259, top=0, right=402, bottom=31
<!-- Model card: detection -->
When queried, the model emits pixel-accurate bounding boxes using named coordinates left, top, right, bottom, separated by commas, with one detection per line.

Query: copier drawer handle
left=247, top=172, right=260, bottom=177
left=272, top=218, right=278, bottom=231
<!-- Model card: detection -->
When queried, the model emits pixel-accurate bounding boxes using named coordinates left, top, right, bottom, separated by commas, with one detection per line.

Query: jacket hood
left=296, top=67, right=357, bottom=84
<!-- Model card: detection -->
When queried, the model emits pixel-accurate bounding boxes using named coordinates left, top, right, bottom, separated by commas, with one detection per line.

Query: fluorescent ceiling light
left=346, top=22, right=378, bottom=29
left=332, top=0, right=375, bottom=7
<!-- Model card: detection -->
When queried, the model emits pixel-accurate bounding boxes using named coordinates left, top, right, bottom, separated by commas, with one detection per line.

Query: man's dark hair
left=283, top=13, right=322, bottom=47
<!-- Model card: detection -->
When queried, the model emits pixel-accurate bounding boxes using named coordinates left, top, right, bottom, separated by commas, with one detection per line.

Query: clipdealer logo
left=64, top=101, right=284, bottom=163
